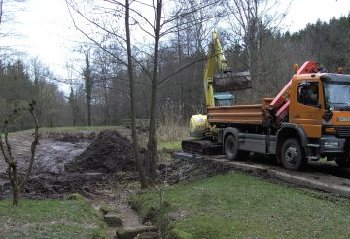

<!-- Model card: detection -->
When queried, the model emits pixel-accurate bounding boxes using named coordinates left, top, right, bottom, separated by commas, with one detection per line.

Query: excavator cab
left=214, top=93, right=235, bottom=106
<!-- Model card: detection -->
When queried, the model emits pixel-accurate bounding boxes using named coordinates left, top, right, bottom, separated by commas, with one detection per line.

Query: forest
left=0, top=1, right=349, bottom=129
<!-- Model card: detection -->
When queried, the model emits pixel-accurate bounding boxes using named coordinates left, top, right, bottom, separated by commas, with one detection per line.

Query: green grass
left=158, top=140, right=182, bottom=150
left=131, top=172, right=350, bottom=239
left=0, top=198, right=108, bottom=239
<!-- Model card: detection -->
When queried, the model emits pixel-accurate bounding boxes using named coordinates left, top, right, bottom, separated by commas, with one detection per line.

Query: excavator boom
left=204, top=32, right=251, bottom=107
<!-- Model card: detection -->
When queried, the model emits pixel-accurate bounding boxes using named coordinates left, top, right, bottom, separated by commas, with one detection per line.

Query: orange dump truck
left=182, top=33, right=350, bottom=171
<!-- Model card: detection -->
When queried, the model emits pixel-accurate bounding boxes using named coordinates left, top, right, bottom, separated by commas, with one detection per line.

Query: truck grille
left=336, top=127, right=350, bottom=137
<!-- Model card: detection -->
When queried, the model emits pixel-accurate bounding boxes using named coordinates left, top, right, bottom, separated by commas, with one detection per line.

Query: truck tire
left=225, top=135, right=238, bottom=161
left=281, top=138, right=306, bottom=170
left=224, top=135, right=250, bottom=161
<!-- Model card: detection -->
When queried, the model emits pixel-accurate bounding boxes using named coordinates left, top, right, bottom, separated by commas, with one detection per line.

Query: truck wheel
left=335, top=157, right=350, bottom=168
left=281, top=138, right=306, bottom=170
left=225, top=135, right=238, bottom=161
left=225, top=134, right=250, bottom=161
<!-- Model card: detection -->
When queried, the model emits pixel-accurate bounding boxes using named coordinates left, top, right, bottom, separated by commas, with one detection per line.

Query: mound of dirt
left=65, top=130, right=147, bottom=173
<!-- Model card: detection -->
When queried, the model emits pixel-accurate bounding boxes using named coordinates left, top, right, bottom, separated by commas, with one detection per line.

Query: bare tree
left=0, top=0, right=27, bottom=37
left=0, top=100, right=39, bottom=206
left=82, top=49, right=93, bottom=126
left=147, top=0, right=162, bottom=182
left=225, top=0, right=291, bottom=100
left=125, top=0, right=148, bottom=188
left=65, top=0, right=228, bottom=185
left=0, top=0, right=3, bottom=26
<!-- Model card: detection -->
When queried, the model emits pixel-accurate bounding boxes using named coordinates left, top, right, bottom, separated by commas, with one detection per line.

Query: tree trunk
left=13, top=186, right=20, bottom=206
left=103, top=78, right=110, bottom=125
left=9, top=164, right=20, bottom=206
left=125, top=0, right=148, bottom=188
left=87, top=95, right=91, bottom=126
left=148, top=0, right=162, bottom=182
left=0, top=100, right=40, bottom=206
left=84, top=51, right=93, bottom=126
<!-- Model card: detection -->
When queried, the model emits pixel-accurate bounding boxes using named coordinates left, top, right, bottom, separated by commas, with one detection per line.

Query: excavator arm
left=204, top=32, right=251, bottom=107
left=204, top=32, right=229, bottom=107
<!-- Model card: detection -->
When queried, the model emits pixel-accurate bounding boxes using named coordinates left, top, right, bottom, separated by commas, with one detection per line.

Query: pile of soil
left=65, top=130, right=147, bottom=173
left=0, top=130, right=228, bottom=199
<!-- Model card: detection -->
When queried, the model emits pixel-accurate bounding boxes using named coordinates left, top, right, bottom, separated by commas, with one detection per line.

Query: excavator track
left=182, top=139, right=222, bottom=155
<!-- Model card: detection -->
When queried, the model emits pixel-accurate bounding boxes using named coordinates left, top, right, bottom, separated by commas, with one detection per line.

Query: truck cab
left=284, top=73, right=350, bottom=168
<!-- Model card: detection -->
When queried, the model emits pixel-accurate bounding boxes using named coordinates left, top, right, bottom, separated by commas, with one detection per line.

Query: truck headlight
left=324, top=141, right=339, bottom=148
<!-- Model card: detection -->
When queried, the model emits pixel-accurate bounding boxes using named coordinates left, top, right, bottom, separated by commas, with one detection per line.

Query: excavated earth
left=1, top=129, right=350, bottom=200
left=0, top=130, right=218, bottom=199
left=0, top=130, right=138, bottom=198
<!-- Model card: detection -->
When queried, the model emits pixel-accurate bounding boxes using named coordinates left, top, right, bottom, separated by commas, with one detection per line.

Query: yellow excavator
left=183, top=32, right=251, bottom=153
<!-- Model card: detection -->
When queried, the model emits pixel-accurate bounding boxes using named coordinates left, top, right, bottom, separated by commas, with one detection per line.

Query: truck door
left=292, top=81, right=323, bottom=138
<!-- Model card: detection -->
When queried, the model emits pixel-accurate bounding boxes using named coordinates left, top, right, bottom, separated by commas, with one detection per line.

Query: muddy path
left=0, top=129, right=218, bottom=239
left=1, top=130, right=350, bottom=198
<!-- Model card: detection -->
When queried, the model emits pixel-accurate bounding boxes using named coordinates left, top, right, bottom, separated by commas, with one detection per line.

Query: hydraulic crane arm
left=269, top=61, right=319, bottom=125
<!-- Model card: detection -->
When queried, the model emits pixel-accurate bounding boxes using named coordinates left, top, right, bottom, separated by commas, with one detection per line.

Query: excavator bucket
left=214, top=71, right=252, bottom=92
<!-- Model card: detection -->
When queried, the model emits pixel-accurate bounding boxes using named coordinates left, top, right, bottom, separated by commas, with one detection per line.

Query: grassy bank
left=0, top=197, right=108, bottom=239
left=131, top=172, right=350, bottom=239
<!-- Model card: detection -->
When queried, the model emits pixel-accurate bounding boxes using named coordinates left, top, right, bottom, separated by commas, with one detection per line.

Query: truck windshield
left=324, top=82, right=350, bottom=110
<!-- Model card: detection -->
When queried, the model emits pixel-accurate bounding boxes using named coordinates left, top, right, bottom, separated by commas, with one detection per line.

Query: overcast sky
left=1, top=0, right=350, bottom=82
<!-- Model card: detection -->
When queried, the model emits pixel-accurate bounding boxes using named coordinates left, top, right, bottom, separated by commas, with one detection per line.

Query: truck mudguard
left=277, top=123, right=308, bottom=147
left=223, top=127, right=240, bottom=144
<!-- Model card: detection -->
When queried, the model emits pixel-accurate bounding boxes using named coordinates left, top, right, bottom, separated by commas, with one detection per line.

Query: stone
left=104, top=213, right=123, bottom=227
left=116, top=226, right=158, bottom=239
left=66, top=193, right=85, bottom=201
left=137, top=231, right=159, bottom=239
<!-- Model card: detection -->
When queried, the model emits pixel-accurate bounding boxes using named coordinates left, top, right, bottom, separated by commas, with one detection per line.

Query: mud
left=157, top=156, right=233, bottom=185
left=0, top=130, right=148, bottom=199
left=2, top=129, right=350, bottom=200
left=0, top=130, right=222, bottom=199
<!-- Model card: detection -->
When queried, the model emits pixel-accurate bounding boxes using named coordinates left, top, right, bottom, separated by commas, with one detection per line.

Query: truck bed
left=207, top=98, right=273, bottom=125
